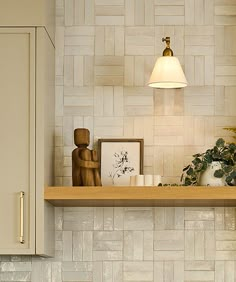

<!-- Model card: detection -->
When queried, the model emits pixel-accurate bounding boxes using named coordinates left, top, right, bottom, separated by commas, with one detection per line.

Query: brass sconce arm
left=162, top=37, right=174, bottom=56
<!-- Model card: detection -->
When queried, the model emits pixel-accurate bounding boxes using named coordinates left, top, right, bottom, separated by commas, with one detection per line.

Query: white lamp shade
left=148, top=56, right=187, bottom=88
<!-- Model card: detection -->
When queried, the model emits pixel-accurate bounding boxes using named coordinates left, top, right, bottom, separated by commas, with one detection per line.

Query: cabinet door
left=0, top=28, right=35, bottom=254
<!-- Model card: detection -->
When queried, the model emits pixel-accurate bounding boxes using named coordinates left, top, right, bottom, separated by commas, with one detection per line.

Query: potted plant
left=181, top=138, right=236, bottom=186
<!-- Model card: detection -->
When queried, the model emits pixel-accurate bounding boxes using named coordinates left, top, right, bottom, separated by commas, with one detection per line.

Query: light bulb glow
left=148, top=56, right=187, bottom=89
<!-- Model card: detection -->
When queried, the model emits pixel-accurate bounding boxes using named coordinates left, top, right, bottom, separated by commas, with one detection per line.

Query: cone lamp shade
left=148, top=56, right=187, bottom=89
left=148, top=37, right=187, bottom=89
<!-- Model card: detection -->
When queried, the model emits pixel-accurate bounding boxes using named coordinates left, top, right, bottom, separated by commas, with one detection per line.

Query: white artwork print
left=101, top=142, right=140, bottom=186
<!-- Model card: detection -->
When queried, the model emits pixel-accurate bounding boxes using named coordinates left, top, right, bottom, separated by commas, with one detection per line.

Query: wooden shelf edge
left=44, top=186, right=236, bottom=207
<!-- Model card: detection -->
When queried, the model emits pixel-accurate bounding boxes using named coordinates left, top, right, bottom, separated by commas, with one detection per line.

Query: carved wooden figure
left=72, top=128, right=102, bottom=186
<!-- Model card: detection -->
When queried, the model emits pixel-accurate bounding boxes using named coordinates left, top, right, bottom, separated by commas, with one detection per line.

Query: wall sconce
left=148, top=37, right=187, bottom=89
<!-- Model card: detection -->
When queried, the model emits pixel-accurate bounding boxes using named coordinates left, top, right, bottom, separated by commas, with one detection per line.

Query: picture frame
left=98, top=138, right=144, bottom=186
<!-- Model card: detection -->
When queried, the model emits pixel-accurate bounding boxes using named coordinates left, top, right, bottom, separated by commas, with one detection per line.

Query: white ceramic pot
left=198, top=161, right=226, bottom=186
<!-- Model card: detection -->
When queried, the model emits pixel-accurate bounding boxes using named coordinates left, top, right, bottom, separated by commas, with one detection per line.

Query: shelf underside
left=44, top=186, right=236, bottom=207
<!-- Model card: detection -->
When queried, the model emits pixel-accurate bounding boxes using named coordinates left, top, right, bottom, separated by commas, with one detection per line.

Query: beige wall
left=55, top=0, right=236, bottom=186
left=1, top=1, right=236, bottom=281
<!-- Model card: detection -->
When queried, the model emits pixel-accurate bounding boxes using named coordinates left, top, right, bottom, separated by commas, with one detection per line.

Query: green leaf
left=191, top=176, right=197, bottom=182
left=193, top=153, right=201, bottom=158
left=226, top=175, right=233, bottom=184
left=187, top=167, right=194, bottom=175
left=192, top=158, right=201, bottom=166
left=183, top=165, right=190, bottom=172
left=222, top=165, right=233, bottom=173
left=221, top=150, right=231, bottom=160
left=216, top=138, right=225, bottom=148
left=214, top=169, right=224, bottom=178
left=195, top=164, right=202, bottom=172
left=230, top=170, right=236, bottom=178
left=184, top=178, right=192, bottom=186
left=229, top=143, right=236, bottom=153
left=201, top=162, right=208, bottom=171
left=204, top=154, right=213, bottom=163
left=212, top=153, right=221, bottom=160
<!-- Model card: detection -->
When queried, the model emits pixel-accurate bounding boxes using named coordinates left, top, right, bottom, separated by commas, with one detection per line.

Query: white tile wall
left=1, top=208, right=236, bottom=281
left=55, top=0, right=236, bottom=185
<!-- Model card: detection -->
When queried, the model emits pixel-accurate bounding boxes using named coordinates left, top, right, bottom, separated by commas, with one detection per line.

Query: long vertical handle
left=20, top=191, right=25, bottom=244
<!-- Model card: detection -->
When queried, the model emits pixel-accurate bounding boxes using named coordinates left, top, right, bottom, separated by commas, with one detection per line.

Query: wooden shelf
left=44, top=186, right=236, bottom=207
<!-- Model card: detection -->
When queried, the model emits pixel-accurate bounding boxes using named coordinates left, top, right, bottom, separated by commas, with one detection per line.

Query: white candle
left=144, top=175, right=153, bottom=186
left=129, top=175, right=136, bottom=186
left=135, top=175, right=144, bottom=186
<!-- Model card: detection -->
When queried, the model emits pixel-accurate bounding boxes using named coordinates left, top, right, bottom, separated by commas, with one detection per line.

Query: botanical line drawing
left=108, top=149, right=134, bottom=184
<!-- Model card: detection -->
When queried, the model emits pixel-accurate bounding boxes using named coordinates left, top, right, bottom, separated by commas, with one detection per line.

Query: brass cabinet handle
left=20, top=191, right=25, bottom=244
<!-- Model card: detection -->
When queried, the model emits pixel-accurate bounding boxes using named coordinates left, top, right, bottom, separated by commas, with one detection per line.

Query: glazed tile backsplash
left=2, top=207, right=236, bottom=281
left=55, top=0, right=236, bottom=186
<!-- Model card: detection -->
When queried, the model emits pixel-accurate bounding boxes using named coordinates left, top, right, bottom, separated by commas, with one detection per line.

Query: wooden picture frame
left=98, top=138, right=144, bottom=186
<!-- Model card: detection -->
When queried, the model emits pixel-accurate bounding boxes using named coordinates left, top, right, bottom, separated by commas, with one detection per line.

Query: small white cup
left=153, top=175, right=162, bottom=186
left=135, top=175, right=144, bottom=186
left=129, top=175, right=136, bottom=186
left=144, top=175, right=153, bottom=186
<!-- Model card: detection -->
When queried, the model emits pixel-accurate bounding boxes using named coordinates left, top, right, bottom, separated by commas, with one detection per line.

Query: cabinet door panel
left=0, top=28, right=35, bottom=254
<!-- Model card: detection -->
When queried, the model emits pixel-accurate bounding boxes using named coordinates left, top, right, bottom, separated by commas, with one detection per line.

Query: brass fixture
left=162, top=37, right=173, bottom=56
left=20, top=191, right=25, bottom=244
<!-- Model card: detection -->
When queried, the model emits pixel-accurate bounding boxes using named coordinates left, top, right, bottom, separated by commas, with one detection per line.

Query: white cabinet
left=0, top=28, right=36, bottom=254
left=0, top=27, right=54, bottom=256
